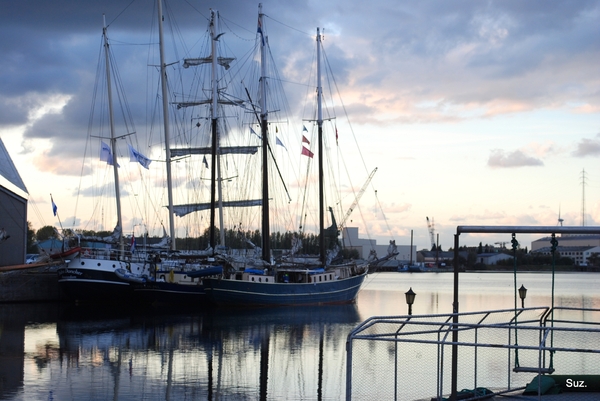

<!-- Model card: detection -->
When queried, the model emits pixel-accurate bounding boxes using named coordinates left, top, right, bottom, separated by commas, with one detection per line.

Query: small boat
left=203, top=9, right=369, bottom=307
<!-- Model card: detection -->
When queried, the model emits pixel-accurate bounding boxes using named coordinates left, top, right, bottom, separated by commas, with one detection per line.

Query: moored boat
left=203, top=9, right=369, bottom=307
left=56, top=19, right=152, bottom=302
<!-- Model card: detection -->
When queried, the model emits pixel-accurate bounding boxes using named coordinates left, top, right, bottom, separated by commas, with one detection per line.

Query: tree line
left=28, top=223, right=359, bottom=258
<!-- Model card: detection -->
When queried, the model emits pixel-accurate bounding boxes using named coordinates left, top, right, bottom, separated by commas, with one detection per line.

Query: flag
left=335, top=126, right=339, bottom=146
left=302, top=135, right=310, bottom=145
left=301, top=146, right=314, bottom=158
left=250, top=127, right=261, bottom=140
left=100, top=141, right=111, bottom=162
left=203, top=155, right=209, bottom=168
left=128, top=144, right=151, bottom=169
left=130, top=236, right=136, bottom=253
left=51, top=197, right=58, bottom=216
left=100, top=141, right=119, bottom=167
left=302, top=125, right=308, bottom=132
left=276, top=126, right=278, bottom=133
left=257, top=17, right=265, bottom=46
left=276, top=137, right=287, bottom=151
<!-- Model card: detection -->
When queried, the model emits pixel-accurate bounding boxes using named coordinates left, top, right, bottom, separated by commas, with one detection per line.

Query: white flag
left=128, top=144, right=151, bottom=169
left=100, top=141, right=119, bottom=167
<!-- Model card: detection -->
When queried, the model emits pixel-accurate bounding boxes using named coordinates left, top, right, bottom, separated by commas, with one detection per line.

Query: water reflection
left=5, top=303, right=361, bottom=401
left=1, top=272, right=599, bottom=400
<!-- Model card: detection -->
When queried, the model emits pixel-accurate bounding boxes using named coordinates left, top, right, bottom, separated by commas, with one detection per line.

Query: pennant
left=301, top=146, right=314, bottom=158
left=276, top=126, right=278, bottom=133
left=128, top=144, right=151, bottom=169
left=276, top=137, right=287, bottom=151
left=302, top=135, right=310, bottom=145
left=250, top=127, right=261, bottom=140
left=130, top=236, right=136, bottom=253
left=203, top=155, right=209, bottom=169
left=51, top=197, right=58, bottom=217
left=335, top=126, right=339, bottom=146
left=302, top=125, right=308, bottom=132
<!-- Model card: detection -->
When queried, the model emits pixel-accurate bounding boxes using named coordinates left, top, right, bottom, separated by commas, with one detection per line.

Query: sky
left=1, top=0, right=599, bottom=252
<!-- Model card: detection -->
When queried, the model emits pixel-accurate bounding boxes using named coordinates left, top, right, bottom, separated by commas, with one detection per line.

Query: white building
left=531, top=234, right=600, bottom=251
left=342, top=227, right=415, bottom=262
left=532, top=245, right=600, bottom=266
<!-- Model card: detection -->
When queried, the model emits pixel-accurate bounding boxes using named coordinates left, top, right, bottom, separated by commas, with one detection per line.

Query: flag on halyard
left=250, top=127, right=261, bottom=139
left=130, top=236, right=136, bottom=253
left=128, top=144, right=152, bottom=169
left=257, top=17, right=265, bottom=46
left=203, top=155, right=209, bottom=168
left=302, top=135, right=310, bottom=144
left=51, top=197, right=58, bottom=216
left=335, top=126, right=339, bottom=145
left=301, top=146, right=314, bottom=158
left=276, top=137, right=287, bottom=151
left=100, top=141, right=119, bottom=167
left=302, top=125, right=308, bottom=132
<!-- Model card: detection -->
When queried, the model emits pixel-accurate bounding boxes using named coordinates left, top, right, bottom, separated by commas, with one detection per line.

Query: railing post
left=345, top=335, right=352, bottom=401
left=451, top=233, right=460, bottom=400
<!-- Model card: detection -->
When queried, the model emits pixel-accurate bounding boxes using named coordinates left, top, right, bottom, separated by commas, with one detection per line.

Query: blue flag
left=128, top=144, right=151, bottom=169
left=276, top=137, right=287, bottom=151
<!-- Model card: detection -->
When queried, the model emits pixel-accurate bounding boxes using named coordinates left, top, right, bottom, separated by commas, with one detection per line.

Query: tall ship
left=203, top=6, right=369, bottom=306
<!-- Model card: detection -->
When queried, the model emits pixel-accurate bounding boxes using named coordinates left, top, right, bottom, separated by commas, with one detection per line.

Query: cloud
left=572, top=133, right=600, bottom=157
left=487, top=149, right=544, bottom=168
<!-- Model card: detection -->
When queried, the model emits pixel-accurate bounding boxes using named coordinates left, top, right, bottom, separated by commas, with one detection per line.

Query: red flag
left=302, top=135, right=310, bottom=145
left=301, top=146, right=314, bottom=158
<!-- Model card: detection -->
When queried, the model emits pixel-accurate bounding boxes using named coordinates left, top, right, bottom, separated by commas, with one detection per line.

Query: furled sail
left=171, top=199, right=262, bottom=217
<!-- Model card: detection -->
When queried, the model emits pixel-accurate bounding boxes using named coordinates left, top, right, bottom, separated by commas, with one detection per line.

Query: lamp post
left=518, top=284, right=527, bottom=308
left=405, top=287, right=416, bottom=315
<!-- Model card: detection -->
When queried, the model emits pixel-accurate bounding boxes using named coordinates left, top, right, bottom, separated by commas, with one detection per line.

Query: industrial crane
left=338, top=167, right=378, bottom=231
left=426, top=216, right=436, bottom=251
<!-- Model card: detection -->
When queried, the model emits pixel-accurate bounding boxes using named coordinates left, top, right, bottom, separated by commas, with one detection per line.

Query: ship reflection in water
left=3, top=302, right=361, bottom=400
left=3, top=272, right=599, bottom=400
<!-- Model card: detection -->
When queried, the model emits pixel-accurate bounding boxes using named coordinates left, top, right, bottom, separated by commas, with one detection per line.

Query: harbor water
left=0, top=272, right=598, bottom=400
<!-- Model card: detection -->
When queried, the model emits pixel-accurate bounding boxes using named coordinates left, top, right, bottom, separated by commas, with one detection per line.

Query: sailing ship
left=56, top=18, right=154, bottom=302
left=203, top=8, right=369, bottom=306
left=127, top=3, right=256, bottom=304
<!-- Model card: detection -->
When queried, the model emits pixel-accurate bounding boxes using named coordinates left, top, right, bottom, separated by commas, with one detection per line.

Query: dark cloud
left=2, top=0, right=599, bottom=162
left=572, top=133, right=600, bottom=157
left=487, top=149, right=544, bottom=168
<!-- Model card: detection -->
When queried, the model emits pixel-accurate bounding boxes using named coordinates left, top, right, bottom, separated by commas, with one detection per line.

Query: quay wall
left=0, top=267, right=67, bottom=302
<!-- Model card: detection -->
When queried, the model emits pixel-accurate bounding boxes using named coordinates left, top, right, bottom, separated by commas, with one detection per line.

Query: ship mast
left=157, top=0, right=176, bottom=250
left=259, top=4, right=271, bottom=263
left=102, top=15, right=123, bottom=251
left=317, top=28, right=325, bottom=263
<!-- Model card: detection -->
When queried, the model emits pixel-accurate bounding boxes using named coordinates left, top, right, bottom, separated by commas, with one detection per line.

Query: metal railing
left=346, top=307, right=600, bottom=400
